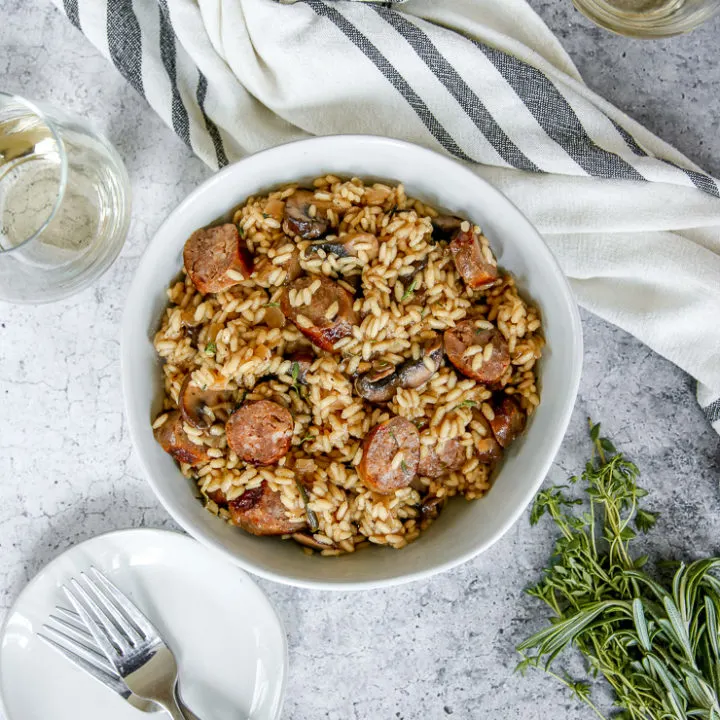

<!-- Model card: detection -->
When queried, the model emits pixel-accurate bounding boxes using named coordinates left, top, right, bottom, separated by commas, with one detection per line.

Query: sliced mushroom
left=292, top=532, right=336, bottom=551
left=355, top=336, right=444, bottom=403
left=420, top=494, right=445, bottom=517
left=283, top=189, right=330, bottom=240
left=354, top=362, right=400, bottom=403
left=431, top=214, right=463, bottom=239
left=397, top=336, right=444, bottom=389
left=179, top=375, right=235, bottom=430
left=306, top=232, right=379, bottom=260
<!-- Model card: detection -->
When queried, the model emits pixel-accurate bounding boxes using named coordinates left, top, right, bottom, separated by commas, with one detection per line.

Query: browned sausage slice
left=183, top=224, right=253, bottom=294
left=358, top=417, right=420, bottom=494
left=449, top=227, right=498, bottom=289
left=283, top=189, right=329, bottom=240
left=226, top=400, right=293, bottom=465
left=444, top=320, right=510, bottom=384
left=489, top=396, right=526, bottom=448
left=229, top=480, right=307, bottom=536
left=418, top=438, right=464, bottom=478
left=280, top=275, right=358, bottom=352
left=154, top=410, right=210, bottom=466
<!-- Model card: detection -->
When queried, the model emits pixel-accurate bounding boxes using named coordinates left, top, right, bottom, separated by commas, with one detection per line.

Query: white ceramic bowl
left=122, top=135, right=582, bottom=590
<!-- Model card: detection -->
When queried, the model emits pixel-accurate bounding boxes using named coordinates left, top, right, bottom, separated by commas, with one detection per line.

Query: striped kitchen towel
left=57, top=0, right=720, bottom=434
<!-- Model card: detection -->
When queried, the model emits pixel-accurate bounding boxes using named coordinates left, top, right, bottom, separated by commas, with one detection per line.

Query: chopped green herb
left=262, top=212, right=270, bottom=219
left=263, top=302, right=280, bottom=308
left=516, top=419, right=720, bottom=720
left=388, top=429, right=398, bottom=447
left=400, top=278, right=418, bottom=302
left=454, top=400, right=477, bottom=410
left=201, top=384, right=208, bottom=391
left=237, top=224, right=245, bottom=237
left=299, top=433, right=316, bottom=444
left=401, top=459, right=410, bottom=474
left=205, top=342, right=217, bottom=355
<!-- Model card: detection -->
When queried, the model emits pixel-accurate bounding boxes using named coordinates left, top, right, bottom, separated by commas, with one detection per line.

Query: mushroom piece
left=420, top=494, right=445, bottom=518
left=306, top=232, right=379, bottom=260
left=292, top=532, right=337, bottom=551
left=283, top=189, right=330, bottom=240
left=397, top=336, right=444, bottom=389
left=178, top=375, right=235, bottom=430
left=288, top=349, right=314, bottom=384
left=355, top=336, right=444, bottom=403
left=354, top=362, right=399, bottom=403
left=431, top=214, right=463, bottom=239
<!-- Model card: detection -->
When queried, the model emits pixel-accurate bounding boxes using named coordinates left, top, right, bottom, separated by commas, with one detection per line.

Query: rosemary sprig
left=517, top=420, right=720, bottom=720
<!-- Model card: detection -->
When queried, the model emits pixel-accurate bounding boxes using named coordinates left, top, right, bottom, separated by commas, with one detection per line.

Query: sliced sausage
left=444, top=321, right=510, bottom=384
left=358, top=416, right=420, bottom=494
left=229, top=480, right=307, bottom=536
left=449, top=226, right=498, bottom=289
left=226, top=400, right=294, bottom=465
left=280, top=275, right=358, bottom=352
left=418, top=438, right=464, bottom=478
left=307, top=232, right=379, bottom=260
left=283, top=189, right=329, bottom=240
left=178, top=375, right=234, bottom=429
left=183, top=223, right=253, bottom=294
left=154, top=410, right=210, bottom=466
left=489, top=396, right=526, bottom=448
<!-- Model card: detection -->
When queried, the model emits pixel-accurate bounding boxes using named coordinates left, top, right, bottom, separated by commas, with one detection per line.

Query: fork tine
left=41, top=622, right=118, bottom=675
left=52, top=607, right=92, bottom=635
left=89, top=567, right=158, bottom=640
left=45, top=615, right=109, bottom=660
left=80, top=571, right=144, bottom=647
left=38, top=630, right=130, bottom=698
left=63, top=579, right=127, bottom=663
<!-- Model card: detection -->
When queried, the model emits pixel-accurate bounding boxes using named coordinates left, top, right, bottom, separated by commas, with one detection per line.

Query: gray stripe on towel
left=107, top=0, right=145, bottom=97
left=372, top=6, right=539, bottom=173
left=305, top=0, right=475, bottom=164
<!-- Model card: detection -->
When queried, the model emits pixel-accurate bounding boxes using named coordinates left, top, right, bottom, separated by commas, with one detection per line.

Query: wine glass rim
left=0, top=92, right=69, bottom=256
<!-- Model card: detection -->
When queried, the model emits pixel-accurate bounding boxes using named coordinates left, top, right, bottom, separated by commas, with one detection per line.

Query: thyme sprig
left=517, top=421, right=720, bottom=720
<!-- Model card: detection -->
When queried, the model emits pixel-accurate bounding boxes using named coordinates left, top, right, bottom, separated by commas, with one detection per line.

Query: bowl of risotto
left=122, top=135, right=582, bottom=589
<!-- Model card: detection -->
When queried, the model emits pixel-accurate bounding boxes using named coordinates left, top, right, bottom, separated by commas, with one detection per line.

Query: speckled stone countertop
left=1, top=2, right=719, bottom=719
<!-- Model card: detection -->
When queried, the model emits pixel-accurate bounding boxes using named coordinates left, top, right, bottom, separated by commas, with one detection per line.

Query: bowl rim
left=121, top=134, right=583, bottom=591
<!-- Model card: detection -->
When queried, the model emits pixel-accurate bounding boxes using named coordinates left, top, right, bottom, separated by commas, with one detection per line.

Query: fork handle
left=157, top=698, right=188, bottom=720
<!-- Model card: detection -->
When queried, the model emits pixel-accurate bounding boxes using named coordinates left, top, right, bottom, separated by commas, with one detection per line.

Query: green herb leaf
left=454, top=400, right=478, bottom=410
left=264, top=302, right=280, bottom=308
left=205, top=341, right=217, bottom=355
left=517, top=419, right=720, bottom=720
left=262, top=213, right=270, bottom=219
left=400, top=278, right=418, bottom=302
left=401, top=459, right=409, bottom=474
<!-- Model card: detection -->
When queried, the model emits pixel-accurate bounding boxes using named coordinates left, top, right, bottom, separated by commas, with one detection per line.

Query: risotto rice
left=152, top=176, right=544, bottom=556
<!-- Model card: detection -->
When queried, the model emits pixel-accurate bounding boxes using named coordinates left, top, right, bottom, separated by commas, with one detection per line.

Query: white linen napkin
left=55, top=0, right=720, bottom=433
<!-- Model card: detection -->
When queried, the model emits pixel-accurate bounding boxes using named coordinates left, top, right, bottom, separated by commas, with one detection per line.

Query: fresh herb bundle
left=517, top=421, right=720, bottom=720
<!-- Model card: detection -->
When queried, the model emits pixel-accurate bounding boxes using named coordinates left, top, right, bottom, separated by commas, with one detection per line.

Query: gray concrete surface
left=1, top=2, right=718, bottom=719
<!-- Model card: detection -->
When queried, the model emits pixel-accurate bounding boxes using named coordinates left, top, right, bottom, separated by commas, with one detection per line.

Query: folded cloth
left=55, top=0, right=720, bottom=433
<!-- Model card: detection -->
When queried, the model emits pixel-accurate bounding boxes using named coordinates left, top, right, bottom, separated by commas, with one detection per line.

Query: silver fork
left=39, top=606, right=161, bottom=713
left=60, top=568, right=189, bottom=720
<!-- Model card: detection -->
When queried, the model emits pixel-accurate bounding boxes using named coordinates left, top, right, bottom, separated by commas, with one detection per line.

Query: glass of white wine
left=573, top=0, right=720, bottom=36
left=0, top=93, right=131, bottom=304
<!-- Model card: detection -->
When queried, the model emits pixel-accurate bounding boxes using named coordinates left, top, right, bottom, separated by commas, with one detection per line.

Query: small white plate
left=0, top=529, right=287, bottom=720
